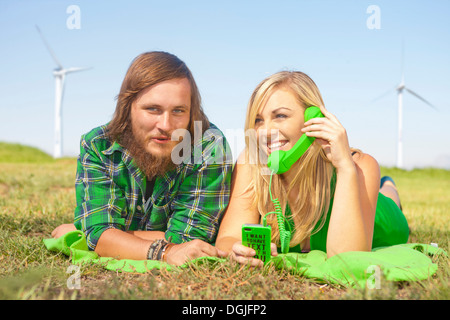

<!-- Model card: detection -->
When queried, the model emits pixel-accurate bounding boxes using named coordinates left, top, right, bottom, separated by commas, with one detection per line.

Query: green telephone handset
left=267, top=106, right=325, bottom=174
left=263, top=106, right=325, bottom=254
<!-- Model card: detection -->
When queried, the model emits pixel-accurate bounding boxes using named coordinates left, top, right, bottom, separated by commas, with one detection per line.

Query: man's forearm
left=95, top=227, right=227, bottom=265
left=126, top=230, right=166, bottom=241
left=96, top=228, right=158, bottom=260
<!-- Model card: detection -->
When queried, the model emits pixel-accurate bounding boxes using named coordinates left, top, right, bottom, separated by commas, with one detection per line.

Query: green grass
left=0, top=142, right=54, bottom=163
left=0, top=142, right=448, bottom=300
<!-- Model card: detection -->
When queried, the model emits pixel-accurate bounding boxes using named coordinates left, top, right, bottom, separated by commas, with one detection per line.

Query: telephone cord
left=262, top=171, right=291, bottom=254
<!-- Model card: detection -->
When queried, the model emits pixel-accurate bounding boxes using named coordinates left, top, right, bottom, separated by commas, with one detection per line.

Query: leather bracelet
left=161, top=243, right=175, bottom=262
left=147, top=239, right=168, bottom=260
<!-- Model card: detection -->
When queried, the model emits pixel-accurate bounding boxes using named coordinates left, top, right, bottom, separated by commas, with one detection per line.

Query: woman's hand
left=301, top=105, right=354, bottom=171
left=51, top=223, right=77, bottom=238
left=230, top=241, right=278, bottom=267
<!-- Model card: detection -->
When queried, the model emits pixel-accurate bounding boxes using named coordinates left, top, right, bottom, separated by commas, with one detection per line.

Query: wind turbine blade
left=35, top=25, right=63, bottom=69
left=370, top=85, right=396, bottom=104
left=64, top=67, right=92, bottom=74
left=405, top=88, right=438, bottom=110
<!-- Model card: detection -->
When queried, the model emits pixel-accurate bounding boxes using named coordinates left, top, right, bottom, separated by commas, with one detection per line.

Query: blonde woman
left=215, top=71, right=409, bottom=266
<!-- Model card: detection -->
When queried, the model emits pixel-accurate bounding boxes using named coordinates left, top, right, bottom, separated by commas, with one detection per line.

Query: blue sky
left=1, top=0, right=449, bottom=169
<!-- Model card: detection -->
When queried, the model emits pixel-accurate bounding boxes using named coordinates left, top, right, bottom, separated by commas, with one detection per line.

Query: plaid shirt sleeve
left=166, top=126, right=233, bottom=244
left=73, top=128, right=127, bottom=250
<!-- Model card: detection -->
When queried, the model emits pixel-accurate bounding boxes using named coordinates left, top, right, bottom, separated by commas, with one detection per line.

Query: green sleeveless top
left=282, top=181, right=409, bottom=253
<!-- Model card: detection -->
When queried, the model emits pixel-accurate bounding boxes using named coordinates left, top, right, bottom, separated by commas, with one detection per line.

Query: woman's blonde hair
left=244, top=71, right=335, bottom=248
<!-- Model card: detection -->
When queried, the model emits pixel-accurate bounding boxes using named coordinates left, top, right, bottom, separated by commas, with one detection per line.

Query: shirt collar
left=102, top=140, right=124, bottom=155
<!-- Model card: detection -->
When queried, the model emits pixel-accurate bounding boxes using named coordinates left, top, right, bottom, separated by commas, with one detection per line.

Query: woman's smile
left=266, top=139, right=289, bottom=153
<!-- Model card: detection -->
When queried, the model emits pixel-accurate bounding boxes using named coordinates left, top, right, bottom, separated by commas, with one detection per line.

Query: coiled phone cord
left=262, top=171, right=292, bottom=254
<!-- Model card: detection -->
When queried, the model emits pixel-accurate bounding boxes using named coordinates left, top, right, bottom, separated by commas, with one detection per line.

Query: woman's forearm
left=326, top=164, right=369, bottom=257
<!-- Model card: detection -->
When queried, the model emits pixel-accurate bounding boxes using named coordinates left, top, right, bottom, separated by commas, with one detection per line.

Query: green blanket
left=43, top=231, right=447, bottom=288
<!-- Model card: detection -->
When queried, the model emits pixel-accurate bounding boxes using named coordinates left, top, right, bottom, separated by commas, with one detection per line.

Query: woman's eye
left=275, top=114, right=287, bottom=119
left=255, top=118, right=263, bottom=125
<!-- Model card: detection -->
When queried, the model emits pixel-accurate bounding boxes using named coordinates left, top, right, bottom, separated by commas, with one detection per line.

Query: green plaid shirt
left=74, top=123, right=233, bottom=250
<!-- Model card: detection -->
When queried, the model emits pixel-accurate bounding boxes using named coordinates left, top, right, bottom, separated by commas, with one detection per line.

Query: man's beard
left=120, top=126, right=176, bottom=180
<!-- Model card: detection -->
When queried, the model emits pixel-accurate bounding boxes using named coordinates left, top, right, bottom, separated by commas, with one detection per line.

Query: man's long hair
left=107, top=51, right=209, bottom=144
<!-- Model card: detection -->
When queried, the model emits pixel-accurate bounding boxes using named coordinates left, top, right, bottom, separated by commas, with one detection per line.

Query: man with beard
left=51, top=52, right=232, bottom=266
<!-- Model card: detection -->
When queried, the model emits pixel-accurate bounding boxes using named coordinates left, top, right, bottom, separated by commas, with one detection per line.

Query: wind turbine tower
left=394, top=74, right=437, bottom=168
left=397, top=75, right=437, bottom=168
left=373, top=43, right=437, bottom=169
left=36, top=26, right=91, bottom=158
left=396, top=76, right=405, bottom=169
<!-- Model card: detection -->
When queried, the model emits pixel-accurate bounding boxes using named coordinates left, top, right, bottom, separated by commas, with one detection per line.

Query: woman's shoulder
left=235, top=150, right=256, bottom=171
left=234, top=150, right=254, bottom=177
left=351, top=150, right=381, bottom=189
left=231, top=150, right=257, bottom=193
left=351, top=150, right=379, bottom=171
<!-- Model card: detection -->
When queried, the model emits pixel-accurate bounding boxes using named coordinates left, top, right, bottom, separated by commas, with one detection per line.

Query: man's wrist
left=147, top=239, right=173, bottom=261
left=161, top=243, right=175, bottom=262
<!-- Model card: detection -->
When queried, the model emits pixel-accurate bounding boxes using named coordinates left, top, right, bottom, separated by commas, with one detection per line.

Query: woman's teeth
left=268, top=141, right=288, bottom=149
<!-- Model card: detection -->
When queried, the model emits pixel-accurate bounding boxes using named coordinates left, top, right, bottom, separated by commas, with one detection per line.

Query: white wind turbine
left=373, top=45, right=437, bottom=169
left=36, top=25, right=91, bottom=158
left=394, top=74, right=437, bottom=168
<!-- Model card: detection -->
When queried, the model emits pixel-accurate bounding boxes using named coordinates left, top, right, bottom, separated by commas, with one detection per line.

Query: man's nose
left=156, top=112, right=174, bottom=133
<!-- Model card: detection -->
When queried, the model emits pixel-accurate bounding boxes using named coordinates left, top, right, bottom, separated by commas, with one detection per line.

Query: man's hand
left=51, top=225, right=226, bottom=266
left=164, top=239, right=228, bottom=266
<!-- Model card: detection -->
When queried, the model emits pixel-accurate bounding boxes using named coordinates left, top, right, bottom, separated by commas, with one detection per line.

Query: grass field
left=0, top=142, right=448, bottom=300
